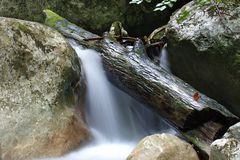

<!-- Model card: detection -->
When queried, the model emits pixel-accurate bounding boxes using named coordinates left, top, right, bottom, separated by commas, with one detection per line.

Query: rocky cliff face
left=0, top=17, right=88, bottom=160
left=166, top=1, right=240, bottom=116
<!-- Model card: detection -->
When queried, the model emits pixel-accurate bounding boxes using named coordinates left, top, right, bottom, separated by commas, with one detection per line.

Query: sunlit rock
left=127, top=133, right=199, bottom=160
left=0, top=17, right=88, bottom=160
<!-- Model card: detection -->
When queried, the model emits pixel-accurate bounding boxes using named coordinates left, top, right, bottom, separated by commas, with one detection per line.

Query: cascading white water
left=73, top=44, right=122, bottom=140
left=41, top=40, right=177, bottom=160
left=160, top=46, right=171, bottom=72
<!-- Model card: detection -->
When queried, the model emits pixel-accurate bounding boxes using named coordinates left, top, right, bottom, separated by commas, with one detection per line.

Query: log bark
left=45, top=15, right=239, bottom=130
left=182, top=121, right=225, bottom=159
left=98, top=39, right=238, bottom=129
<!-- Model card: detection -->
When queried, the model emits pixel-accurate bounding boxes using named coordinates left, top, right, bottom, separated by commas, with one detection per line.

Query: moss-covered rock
left=0, top=17, right=88, bottom=160
left=0, top=0, right=190, bottom=36
left=166, top=1, right=240, bottom=116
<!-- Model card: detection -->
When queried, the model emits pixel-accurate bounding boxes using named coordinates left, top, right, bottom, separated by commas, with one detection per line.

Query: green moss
left=183, top=132, right=210, bottom=154
left=177, top=10, right=190, bottom=24
left=43, top=9, right=65, bottom=27
left=18, top=23, right=31, bottom=33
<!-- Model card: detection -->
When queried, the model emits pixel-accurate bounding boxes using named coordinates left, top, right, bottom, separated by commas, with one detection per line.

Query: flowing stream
left=43, top=40, right=177, bottom=160
left=160, top=46, right=171, bottom=72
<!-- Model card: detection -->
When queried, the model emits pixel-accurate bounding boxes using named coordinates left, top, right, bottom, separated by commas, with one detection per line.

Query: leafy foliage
left=154, top=0, right=177, bottom=11
left=129, top=0, right=223, bottom=12
left=129, top=0, right=177, bottom=11
left=129, top=0, right=144, bottom=5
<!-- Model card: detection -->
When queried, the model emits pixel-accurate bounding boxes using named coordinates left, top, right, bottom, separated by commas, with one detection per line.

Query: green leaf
left=156, top=2, right=164, bottom=7
left=130, top=0, right=178, bottom=12
left=129, top=0, right=143, bottom=4
left=154, top=5, right=167, bottom=11
left=163, top=1, right=171, bottom=5
left=167, top=2, right=174, bottom=8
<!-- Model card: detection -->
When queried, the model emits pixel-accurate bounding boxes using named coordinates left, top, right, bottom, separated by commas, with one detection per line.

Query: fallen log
left=43, top=9, right=238, bottom=130
left=98, top=39, right=238, bottom=129
left=182, top=121, right=225, bottom=159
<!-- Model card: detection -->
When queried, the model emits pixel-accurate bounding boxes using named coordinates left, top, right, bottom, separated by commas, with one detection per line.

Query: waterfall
left=160, top=46, right=171, bottom=72
left=72, top=44, right=122, bottom=141
left=41, top=40, right=177, bottom=160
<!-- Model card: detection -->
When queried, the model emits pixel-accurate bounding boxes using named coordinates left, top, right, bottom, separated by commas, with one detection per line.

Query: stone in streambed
left=127, top=133, right=199, bottom=160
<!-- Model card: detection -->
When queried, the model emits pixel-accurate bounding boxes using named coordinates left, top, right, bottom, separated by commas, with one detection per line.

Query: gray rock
left=166, top=1, right=240, bottom=116
left=0, top=17, right=88, bottom=160
left=127, top=133, right=199, bottom=160
left=210, top=122, right=240, bottom=160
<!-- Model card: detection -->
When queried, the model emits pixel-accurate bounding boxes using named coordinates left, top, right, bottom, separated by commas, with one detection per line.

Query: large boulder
left=0, top=17, right=88, bottom=160
left=127, top=133, right=199, bottom=160
left=0, top=0, right=190, bottom=36
left=166, top=1, right=240, bottom=116
left=210, top=122, right=240, bottom=160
